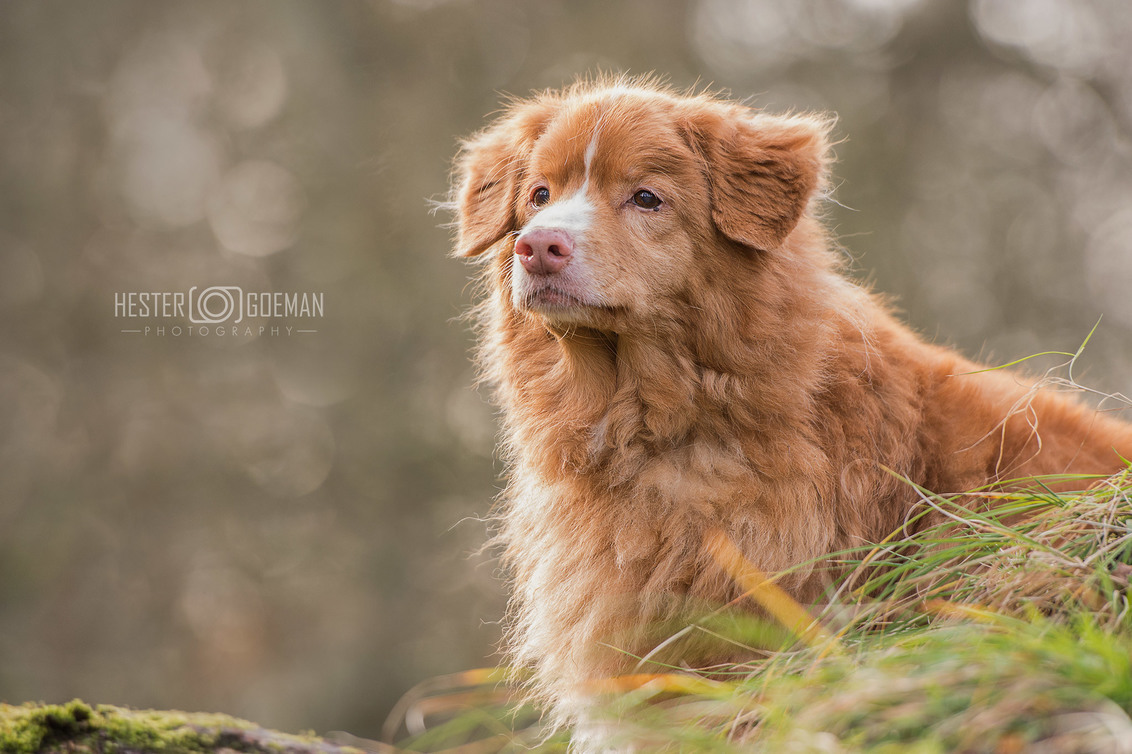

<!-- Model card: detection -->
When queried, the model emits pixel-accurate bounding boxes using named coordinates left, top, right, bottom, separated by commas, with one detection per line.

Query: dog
left=449, top=76, right=1132, bottom=732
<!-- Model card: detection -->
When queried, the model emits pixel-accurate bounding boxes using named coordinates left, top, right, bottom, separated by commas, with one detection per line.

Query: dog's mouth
left=523, top=286, right=587, bottom=310
left=513, top=273, right=621, bottom=324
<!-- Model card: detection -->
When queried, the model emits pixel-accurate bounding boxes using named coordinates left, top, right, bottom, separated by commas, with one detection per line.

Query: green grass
left=388, top=470, right=1132, bottom=752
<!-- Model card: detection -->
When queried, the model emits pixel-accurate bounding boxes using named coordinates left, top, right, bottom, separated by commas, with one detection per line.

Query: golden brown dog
left=450, top=77, right=1132, bottom=727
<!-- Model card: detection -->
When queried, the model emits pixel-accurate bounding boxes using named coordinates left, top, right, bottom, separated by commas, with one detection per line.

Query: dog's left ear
left=688, top=109, right=832, bottom=252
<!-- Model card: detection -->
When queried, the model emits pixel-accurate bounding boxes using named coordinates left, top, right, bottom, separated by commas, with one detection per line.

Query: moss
left=0, top=700, right=367, bottom=754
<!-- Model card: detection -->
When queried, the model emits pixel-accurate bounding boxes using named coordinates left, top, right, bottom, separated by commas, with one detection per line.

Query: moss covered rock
left=0, top=700, right=375, bottom=754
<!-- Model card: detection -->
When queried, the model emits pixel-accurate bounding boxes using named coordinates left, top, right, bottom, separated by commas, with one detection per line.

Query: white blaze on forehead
left=520, top=129, right=600, bottom=237
left=583, top=130, right=599, bottom=187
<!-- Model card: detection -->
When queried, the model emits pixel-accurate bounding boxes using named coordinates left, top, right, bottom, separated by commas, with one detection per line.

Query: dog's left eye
left=631, top=189, right=662, bottom=210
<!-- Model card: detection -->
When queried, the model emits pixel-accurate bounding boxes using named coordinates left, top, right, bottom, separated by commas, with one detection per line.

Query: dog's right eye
left=530, top=187, right=551, bottom=207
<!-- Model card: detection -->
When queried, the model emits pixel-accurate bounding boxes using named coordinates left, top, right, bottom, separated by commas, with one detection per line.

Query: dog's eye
left=631, top=189, right=662, bottom=210
left=530, top=186, right=551, bottom=207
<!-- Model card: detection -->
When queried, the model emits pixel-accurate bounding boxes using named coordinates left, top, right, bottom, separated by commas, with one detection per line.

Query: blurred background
left=2, top=0, right=1132, bottom=741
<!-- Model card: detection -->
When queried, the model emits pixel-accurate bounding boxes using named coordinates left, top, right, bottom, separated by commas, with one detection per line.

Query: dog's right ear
left=452, top=102, right=554, bottom=258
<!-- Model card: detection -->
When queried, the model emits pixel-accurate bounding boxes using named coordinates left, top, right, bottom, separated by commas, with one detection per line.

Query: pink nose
left=514, top=228, right=573, bottom=275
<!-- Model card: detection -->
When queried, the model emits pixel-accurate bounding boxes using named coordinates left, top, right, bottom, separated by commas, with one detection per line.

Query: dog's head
left=452, top=79, right=832, bottom=332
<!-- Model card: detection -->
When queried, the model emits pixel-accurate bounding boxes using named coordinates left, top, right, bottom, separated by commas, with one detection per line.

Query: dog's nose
left=514, top=228, right=573, bottom=275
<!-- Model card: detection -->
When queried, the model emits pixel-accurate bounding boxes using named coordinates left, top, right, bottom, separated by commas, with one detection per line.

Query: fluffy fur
left=450, top=77, right=1132, bottom=725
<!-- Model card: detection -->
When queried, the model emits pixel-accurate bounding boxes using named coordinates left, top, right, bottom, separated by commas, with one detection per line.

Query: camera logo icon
left=189, top=286, right=243, bottom=324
